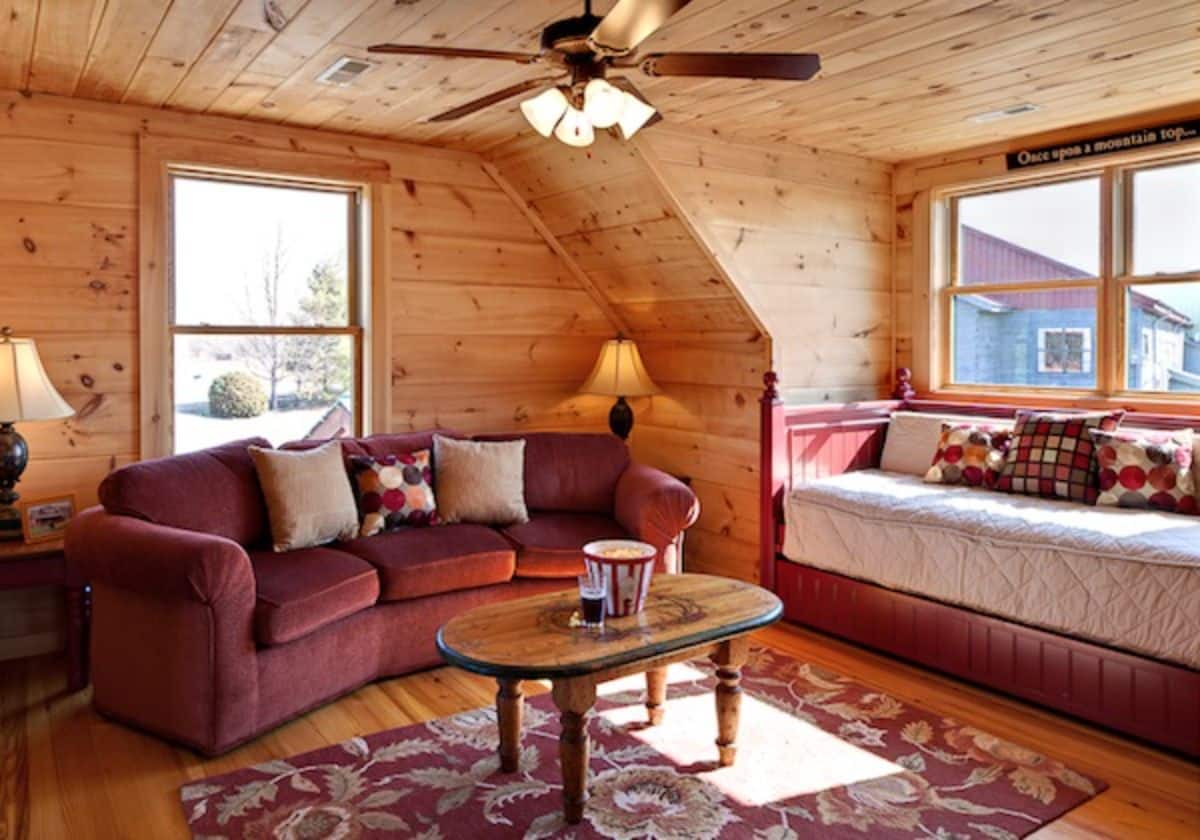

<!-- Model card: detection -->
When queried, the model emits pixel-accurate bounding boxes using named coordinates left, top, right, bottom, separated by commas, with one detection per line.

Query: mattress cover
left=783, top=470, right=1200, bottom=669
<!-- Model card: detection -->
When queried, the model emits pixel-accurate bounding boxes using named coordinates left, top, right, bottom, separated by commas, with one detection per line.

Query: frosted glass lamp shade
left=616, top=92, right=657, bottom=140
left=0, top=334, right=73, bottom=422
left=520, top=87, right=568, bottom=138
left=554, top=106, right=595, bottom=147
left=580, top=338, right=658, bottom=398
left=583, top=79, right=626, bottom=128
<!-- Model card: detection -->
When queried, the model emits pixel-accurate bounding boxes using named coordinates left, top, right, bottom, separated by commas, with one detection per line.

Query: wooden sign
left=1007, top=119, right=1200, bottom=170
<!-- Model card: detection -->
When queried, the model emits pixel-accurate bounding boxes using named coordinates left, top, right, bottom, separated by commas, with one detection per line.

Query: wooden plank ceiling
left=0, top=0, right=1195, bottom=162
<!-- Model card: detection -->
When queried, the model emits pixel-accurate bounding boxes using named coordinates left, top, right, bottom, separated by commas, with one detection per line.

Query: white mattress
left=783, top=470, right=1200, bottom=669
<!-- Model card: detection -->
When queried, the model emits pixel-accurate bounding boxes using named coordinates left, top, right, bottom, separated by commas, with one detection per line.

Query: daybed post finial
left=892, top=367, right=915, bottom=402
left=762, top=370, right=780, bottom=402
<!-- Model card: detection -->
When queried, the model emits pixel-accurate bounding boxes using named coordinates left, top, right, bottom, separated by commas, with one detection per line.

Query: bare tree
left=238, top=228, right=287, bottom=411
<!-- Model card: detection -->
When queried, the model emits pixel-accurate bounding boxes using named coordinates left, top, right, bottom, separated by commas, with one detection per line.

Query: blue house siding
left=954, top=300, right=1096, bottom=387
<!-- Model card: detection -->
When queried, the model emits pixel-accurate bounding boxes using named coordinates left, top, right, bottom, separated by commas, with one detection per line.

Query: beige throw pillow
left=434, top=436, right=528, bottom=525
left=249, top=441, right=359, bottom=552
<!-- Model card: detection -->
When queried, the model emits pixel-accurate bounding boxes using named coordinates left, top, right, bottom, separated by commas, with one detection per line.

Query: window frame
left=934, top=150, right=1200, bottom=402
left=139, top=136, right=392, bottom=459
left=167, top=169, right=365, bottom=454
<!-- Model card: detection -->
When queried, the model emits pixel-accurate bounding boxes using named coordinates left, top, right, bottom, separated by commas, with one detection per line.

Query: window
left=1037, top=328, right=1091, bottom=374
left=170, top=173, right=363, bottom=454
left=942, top=154, right=1200, bottom=397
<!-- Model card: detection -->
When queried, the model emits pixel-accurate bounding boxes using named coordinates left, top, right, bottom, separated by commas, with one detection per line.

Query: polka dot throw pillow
left=924, top=423, right=1013, bottom=488
left=349, top=450, right=438, bottom=536
left=1090, top=428, right=1197, bottom=515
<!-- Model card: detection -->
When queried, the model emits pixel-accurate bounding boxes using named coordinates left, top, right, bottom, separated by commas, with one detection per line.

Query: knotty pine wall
left=0, top=91, right=614, bottom=658
left=490, top=135, right=771, bottom=583
left=0, top=90, right=612, bottom=515
left=638, top=130, right=895, bottom=404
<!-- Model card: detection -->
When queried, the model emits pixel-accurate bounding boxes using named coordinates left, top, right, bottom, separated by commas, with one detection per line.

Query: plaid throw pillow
left=924, top=423, right=1013, bottom=488
left=349, top=450, right=438, bottom=536
left=995, top=410, right=1124, bottom=504
left=1091, top=428, right=1197, bottom=515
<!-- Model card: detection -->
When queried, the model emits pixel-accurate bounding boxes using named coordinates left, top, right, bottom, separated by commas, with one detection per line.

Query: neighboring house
left=305, top=398, right=354, bottom=439
left=954, top=226, right=1196, bottom=389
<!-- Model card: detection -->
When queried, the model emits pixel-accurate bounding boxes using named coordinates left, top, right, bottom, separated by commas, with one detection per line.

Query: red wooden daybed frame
left=759, top=370, right=1200, bottom=758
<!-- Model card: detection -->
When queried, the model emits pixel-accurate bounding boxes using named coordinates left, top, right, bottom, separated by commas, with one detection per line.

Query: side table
left=0, top=538, right=90, bottom=691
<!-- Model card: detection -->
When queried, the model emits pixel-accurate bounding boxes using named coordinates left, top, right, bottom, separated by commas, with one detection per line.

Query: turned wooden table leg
left=496, top=678, right=523, bottom=772
left=712, top=637, right=748, bottom=767
left=645, top=667, right=667, bottom=725
left=552, top=678, right=597, bottom=825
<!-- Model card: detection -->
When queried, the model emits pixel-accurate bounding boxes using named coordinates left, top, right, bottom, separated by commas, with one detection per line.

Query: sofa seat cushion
left=338, top=525, right=515, bottom=602
left=503, top=513, right=631, bottom=579
left=250, top=548, right=380, bottom=646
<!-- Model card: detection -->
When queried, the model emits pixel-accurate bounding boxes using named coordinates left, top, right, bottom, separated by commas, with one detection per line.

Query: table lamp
left=0, top=327, right=75, bottom=540
left=579, top=336, right=658, bottom=440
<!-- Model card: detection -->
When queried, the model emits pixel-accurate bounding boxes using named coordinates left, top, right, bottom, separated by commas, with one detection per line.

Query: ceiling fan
left=368, top=0, right=820, bottom=147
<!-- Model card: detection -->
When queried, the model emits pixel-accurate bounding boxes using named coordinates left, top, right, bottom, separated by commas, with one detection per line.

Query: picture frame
left=20, top=494, right=76, bottom=544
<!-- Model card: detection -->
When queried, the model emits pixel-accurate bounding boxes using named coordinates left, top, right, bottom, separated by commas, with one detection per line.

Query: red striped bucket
left=583, top=540, right=658, bottom=617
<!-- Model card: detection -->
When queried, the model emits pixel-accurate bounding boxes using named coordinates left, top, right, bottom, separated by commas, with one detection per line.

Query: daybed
left=66, top=430, right=698, bottom=755
left=760, top=372, right=1200, bottom=757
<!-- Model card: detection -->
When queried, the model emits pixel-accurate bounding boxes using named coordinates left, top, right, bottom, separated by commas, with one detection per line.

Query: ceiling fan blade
left=588, top=0, right=693, bottom=55
left=426, top=77, right=563, bottom=123
left=636, top=52, right=821, bottom=81
left=367, top=44, right=542, bottom=64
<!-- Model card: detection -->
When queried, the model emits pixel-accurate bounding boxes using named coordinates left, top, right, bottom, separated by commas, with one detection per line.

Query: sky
left=959, top=160, right=1200, bottom=323
left=172, top=177, right=351, bottom=326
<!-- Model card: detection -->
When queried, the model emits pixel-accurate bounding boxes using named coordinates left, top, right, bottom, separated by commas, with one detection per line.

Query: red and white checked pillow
left=1090, top=428, right=1197, bottom=515
left=924, top=423, right=1013, bottom=488
left=995, top=410, right=1124, bottom=504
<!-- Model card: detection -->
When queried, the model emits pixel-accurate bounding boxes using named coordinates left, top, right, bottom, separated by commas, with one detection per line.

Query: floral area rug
left=181, top=647, right=1103, bottom=839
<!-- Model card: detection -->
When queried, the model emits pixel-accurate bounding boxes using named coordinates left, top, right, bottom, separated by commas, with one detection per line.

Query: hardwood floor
left=1, top=622, right=1196, bottom=839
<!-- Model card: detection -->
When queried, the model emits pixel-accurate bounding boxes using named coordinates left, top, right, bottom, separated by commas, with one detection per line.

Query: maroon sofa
left=66, top=430, right=698, bottom=755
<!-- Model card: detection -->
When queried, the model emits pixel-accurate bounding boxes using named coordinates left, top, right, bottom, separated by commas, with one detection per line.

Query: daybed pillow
left=881, top=411, right=1014, bottom=476
left=1091, top=428, right=1197, bottom=515
left=433, top=435, right=528, bottom=525
left=924, top=423, right=1012, bottom=488
left=249, top=440, right=359, bottom=551
left=995, top=409, right=1124, bottom=504
left=349, top=450, right=438, bottom=537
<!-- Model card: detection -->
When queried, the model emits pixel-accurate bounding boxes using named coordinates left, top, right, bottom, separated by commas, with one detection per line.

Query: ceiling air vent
left=317, top=57, right=374, bottom=86
left=968, top=103, right=1040, bottom=124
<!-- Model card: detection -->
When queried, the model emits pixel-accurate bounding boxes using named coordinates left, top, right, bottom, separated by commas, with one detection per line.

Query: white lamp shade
left=583, top=79, right=626, bottom=128
left=616, top=92, right=657, bottom=140
left=580, top=338, right=659, bottom=397
left=554, top=105, right=595, bottom=147
left=520, top=87, right=568, bottom=138
left=0, top=336, right=74, bottom=422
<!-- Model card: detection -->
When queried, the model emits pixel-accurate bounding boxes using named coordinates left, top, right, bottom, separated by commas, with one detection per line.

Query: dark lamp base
left=0, top=421, right=28, bottom=540
left=608, top=396, right=634, bottom=440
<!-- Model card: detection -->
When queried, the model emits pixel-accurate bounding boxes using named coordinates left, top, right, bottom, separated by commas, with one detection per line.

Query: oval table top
left=436, top=573, right=782, bottom=679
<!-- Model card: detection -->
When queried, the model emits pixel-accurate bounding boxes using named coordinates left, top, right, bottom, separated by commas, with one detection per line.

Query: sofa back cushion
left=475, top=432, right=630, bottom=513
left=99, top=437, right=270, bottom=546
left=280, top=430, right=463, bottom=465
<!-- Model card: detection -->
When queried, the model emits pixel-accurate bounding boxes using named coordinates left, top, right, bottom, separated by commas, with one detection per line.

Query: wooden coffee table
left=436, top=573, right=782, bottom=824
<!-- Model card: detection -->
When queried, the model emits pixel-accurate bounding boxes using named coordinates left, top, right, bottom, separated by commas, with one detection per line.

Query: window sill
left=922, top=387, right=1200, bottom=417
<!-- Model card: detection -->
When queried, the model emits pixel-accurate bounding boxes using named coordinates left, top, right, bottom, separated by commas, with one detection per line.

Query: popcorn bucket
left=582, top=539, right=658, bottom=617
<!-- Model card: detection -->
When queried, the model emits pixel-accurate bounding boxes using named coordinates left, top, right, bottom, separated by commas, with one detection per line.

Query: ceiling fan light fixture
left=582, top=78, right=626, bottom=128
left=615, top=92, right=657, bottom=140
left=520, top=86, right=569, bottom=137
left=554, top=105, right=596, bottom=147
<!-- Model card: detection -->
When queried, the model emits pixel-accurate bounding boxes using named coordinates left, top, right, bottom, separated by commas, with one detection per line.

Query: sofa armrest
left=66, top=506, right=254, bottom=605
left=615, top=463, right=699, bottom=561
